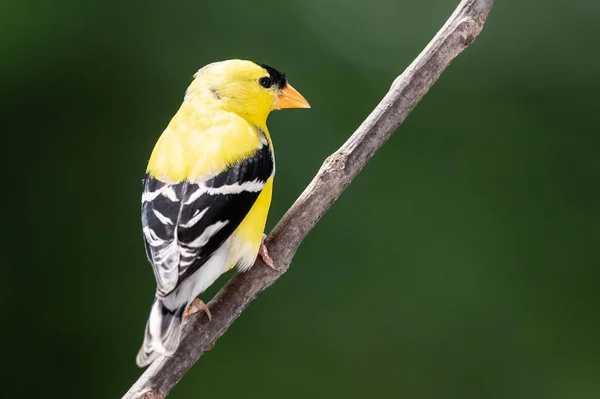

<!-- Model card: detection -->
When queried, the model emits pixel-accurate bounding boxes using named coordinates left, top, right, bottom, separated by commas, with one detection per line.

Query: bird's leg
left=259, top=233, right=277, bottom=271
left=183, top=298, right=212, bottom=321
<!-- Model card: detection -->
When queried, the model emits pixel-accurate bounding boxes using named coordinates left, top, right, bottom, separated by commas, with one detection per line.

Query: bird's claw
left=259, top=234, right=277, bottom=271
left=183, top=298, right=212, bottom=321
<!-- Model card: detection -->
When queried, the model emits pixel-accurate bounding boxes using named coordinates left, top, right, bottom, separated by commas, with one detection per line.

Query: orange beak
left=277, top=84, right=310, bottom=109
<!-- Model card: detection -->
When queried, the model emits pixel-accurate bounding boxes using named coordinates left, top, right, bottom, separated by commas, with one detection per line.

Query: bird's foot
left=183, top=298, right=212, bottom=321
left=259, top=234, right=277, bottom=271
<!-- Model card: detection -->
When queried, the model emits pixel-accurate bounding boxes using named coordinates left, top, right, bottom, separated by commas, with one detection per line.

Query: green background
left=3, top=0, right=599, bottom=398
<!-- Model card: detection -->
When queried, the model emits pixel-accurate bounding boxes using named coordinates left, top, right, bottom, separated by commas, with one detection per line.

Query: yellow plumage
left=148, top=102, right=268, bottom=182
left=148, top=60, right=276, bottom=181
left=136, top=59, right=309, bottom=367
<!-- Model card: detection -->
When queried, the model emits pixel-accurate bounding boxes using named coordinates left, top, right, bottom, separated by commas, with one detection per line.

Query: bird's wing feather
left=141, top=143, right=274, bottom=296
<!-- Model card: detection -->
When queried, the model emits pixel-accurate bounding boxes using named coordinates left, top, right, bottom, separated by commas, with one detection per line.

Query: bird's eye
left=259, top=77, right=273, bottom=88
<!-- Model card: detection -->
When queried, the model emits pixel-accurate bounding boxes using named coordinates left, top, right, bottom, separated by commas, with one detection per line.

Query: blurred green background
left=3, top=0, right=600, bottom=398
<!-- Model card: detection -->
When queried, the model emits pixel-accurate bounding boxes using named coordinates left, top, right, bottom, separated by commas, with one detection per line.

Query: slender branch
left=123, top=1, right=495, bottom=397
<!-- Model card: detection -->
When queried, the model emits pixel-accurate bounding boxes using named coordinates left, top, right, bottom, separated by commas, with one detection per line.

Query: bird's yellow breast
left=147, top=102, right=268, bottom=181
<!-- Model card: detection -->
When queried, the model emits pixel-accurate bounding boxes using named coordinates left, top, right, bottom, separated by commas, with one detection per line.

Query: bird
left=136, top=59, right=310, bottom=367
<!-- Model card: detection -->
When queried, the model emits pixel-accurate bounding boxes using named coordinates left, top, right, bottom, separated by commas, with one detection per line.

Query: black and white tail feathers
left=136, top=298, right=186, bottom=367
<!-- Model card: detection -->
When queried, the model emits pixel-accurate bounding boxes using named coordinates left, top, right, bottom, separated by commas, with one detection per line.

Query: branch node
left=323, top=151, right=348, bottom=179
left=457, top=12, right=488, bottom=45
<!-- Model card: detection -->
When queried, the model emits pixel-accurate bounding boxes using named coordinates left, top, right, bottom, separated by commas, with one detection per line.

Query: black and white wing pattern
left=141, top=144, right=274, bottom=297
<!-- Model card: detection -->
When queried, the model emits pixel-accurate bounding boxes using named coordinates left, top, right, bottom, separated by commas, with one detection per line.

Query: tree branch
left=123, top=1, right=495, bottom=397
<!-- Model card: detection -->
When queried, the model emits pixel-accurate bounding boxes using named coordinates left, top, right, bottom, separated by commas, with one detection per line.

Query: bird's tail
left=136, top=297, right=186, bottom=367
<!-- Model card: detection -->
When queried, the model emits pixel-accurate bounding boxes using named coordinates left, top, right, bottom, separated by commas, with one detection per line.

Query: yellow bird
left=136, top=59, right=310, bottom=367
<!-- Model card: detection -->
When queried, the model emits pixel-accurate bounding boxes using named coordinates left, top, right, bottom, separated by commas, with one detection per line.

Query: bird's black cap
left=259, top=63, right=287, bottom=89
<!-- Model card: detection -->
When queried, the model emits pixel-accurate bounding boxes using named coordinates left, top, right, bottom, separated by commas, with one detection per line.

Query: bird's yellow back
left=147, top=103, right=270, bottom=182
left=146, top=60, right=278, bottom=182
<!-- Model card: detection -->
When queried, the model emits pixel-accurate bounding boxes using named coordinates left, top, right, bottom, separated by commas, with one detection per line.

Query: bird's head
left=186, top=59, right=310, bottom=125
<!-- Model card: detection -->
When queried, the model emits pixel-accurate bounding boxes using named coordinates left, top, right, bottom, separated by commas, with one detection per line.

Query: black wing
left=141, top=143, right=274, bottom=296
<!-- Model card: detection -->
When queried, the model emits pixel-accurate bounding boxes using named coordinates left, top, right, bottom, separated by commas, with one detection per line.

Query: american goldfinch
left=136, top=59, right=310, bottom=367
